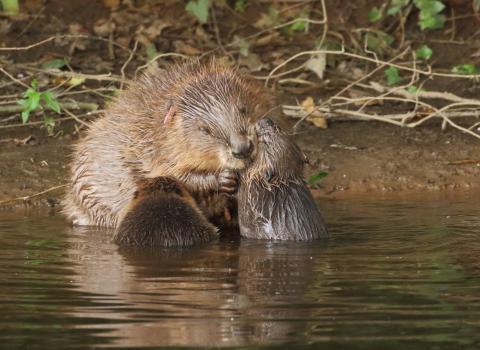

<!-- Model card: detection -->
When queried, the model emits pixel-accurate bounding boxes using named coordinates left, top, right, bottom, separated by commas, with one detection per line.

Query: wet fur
left=63, top=60, right=272, bottom=228
left=114, top=177, right=217, bottom=247
left=238, top=119, right=328, bottom=241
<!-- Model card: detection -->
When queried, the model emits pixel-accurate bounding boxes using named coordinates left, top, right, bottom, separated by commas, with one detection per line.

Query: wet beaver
left=63, top=60, right=272, bottom=228
left=114, top=177, right=217, bottom=247
left=238, top=118, right=329, bottom=240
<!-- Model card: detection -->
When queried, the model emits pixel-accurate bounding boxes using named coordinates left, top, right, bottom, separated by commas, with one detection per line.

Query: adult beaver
left=238, top=118, right=329, bottom=240
left=114, top=177, right=217, bottom=247
left=63, top=60, right=272, bottom=228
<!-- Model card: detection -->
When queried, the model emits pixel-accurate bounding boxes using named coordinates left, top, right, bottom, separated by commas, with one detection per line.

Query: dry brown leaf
left=103, top=0, right=120, bottom=9
left=93, top=19, right=116, bottom=37
left=300, top=96, right=328, bottom=128
left=174, top=41, right=201, bottom=55
left=300, top=96, right=316, bottom=113
left=238, top=53, right=267, bottom=72
left=308, top=116, right=328, bottom=128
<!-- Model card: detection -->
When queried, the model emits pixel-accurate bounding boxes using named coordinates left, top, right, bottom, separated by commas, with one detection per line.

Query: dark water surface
left=1, top=195, right=479, bottom=349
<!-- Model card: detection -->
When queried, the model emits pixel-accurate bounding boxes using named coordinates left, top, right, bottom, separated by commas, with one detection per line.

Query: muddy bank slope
left=1, top=120, right=479, bottom=208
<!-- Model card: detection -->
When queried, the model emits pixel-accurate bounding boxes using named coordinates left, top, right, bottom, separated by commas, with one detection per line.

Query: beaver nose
left=231, top=136, right=253, bottom=159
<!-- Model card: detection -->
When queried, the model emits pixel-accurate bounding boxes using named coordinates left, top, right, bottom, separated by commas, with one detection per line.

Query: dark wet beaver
left=63, top=60, right=273, bottom=228
left=238, top=118, right=329, bottom=241
left=114, top=177, right=217, bottom=247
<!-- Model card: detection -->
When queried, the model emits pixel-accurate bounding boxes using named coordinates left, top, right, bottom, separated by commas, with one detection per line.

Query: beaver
left=114, top=177, right=217, bottom=247
left=238, top=118, right=328, bottom=240
left=63, top=60, right=273, bottom=228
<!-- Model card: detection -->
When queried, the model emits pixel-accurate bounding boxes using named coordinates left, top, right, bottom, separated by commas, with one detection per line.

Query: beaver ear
left=163, top=102, right=177, bottom=125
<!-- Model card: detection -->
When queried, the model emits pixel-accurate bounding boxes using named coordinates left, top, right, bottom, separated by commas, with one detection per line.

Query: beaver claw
left=218, top=170, right=238, bottom=194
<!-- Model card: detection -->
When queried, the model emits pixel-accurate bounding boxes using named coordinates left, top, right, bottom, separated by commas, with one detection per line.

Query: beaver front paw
left=218, top=170, right=238, bottom=194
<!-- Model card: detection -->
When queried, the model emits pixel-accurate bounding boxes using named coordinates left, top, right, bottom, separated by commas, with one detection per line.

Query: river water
left=1, top=194, right=479, bottom=349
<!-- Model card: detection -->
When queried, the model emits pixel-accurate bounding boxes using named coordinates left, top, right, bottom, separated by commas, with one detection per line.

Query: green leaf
left=385, top=66, right=401, bottom=85
left=308, top=171, right=328, bottom=185
left=415, top=44, right=432, bottom=60
left=1, top=0, right=19, bottom=14
left=186, top=0, right=210, bottom=24
left=365, top=31, right=394, bottom=55
left=41, top=58, right=66, bottom=70
left=21, top=110, right=30, bottom=124
left=406, top=85, right=425, bottom=93
left=41, top=91, right=61, bottom=114
left=25, top=91, right=41, bottom=112
left=290, top=18, right=307, bottom=31
left=368, top=7, right=382, bottom=22
left=146, top=43, right=158, bottom=61
left=233, top=36, right=249, bottom=57
left=451, top=64, right=480, bottom=75
left=234, top=0, right=246, bottom=12
left=388, top=0, right=410, bottom=15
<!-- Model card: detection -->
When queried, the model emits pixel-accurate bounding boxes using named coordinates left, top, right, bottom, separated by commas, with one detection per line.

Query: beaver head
left=161, top=62, right=273, bottom=172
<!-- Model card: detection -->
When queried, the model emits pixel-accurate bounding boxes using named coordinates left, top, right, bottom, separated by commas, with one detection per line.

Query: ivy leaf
left=451, top=64, right=480, bottom=75
left=406, top=85, right=425, bottom=93
left=307, top=171, right=328, bottom=185
left=388, top=0, right=410, bottom=15
left=385, top=66, right=401, bottom=85
left=186, top=0, right=210, bottom=24
left=41, top=58, right=67, bottom=70
left=415, top=44, right=432, bottom=60
left=368, top=7, right=382, bottom=22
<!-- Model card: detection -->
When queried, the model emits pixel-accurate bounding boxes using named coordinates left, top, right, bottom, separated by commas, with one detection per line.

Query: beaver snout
left=230, top=134, right=254, bottom=159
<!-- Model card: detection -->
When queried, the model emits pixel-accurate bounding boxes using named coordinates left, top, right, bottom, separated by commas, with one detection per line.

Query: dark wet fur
left=238, top=119, right=328, bottom=241
left=115, top=177, right=217, bottom=247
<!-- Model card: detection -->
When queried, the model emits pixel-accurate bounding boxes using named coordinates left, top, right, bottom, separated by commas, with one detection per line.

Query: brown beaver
left=63, top=60, right=273, bottom=228
left=114, top=177, right=217, bottom=247
left=238, top=118, right=328, bottom=240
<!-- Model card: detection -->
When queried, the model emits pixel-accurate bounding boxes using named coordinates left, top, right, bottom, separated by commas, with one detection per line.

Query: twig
left=364, top=82, right=480, bottom=106
left=61, top=107, right=90, bottom=127
left=264, top=49, right=480, bottom=86
left=0, top=67, right=30, bottom=89
left=120, top=40, right=139, bottom=90
left=0, top=101, right=99, bottom=114
left=0, top=111, right=101, bottom=129
left=0, top=184, right=67, bottom=206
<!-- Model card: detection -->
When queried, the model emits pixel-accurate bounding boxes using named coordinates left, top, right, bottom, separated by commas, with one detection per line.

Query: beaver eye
left=239, top=105, right=247, bottom=115
left=199, top=126, right=211, bottom=135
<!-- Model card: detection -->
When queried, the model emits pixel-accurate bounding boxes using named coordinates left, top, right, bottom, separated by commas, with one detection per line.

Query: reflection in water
left=68, top=226, right=325, bottom=347
left=0, top=195, right=479, bottom=349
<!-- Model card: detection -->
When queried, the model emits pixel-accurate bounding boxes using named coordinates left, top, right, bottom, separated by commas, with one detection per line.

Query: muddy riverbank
left=1, top=119, right=479, bottom=208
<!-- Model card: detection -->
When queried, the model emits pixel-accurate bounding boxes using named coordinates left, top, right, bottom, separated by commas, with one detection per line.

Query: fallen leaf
left=300, top=96, right=328, bottom=128
left=93, top=19, right=116, bottom=37
left=300, top=96, right=316, bottom=113
left=174, top=41, right=202, bottom=55
left=238, top=53, right=267, bottom=71
left=103, top=0, right=120, bottom=9
left=305, top=52, right=326, bottom=80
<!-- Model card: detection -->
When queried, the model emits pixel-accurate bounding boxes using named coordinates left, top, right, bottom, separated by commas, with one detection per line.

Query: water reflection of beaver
left=114, top=177, right=217, bottom=247
left=63, top=60, right=272, bottom=228
left=238, top=118, right=329, bottom=240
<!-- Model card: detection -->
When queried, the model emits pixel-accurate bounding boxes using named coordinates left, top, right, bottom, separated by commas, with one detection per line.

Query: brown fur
left=238, top=118, right=329, bottom=240
left=114, top=177, right=218, bottom=247
left=63, top=60, right=273, bottom=228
